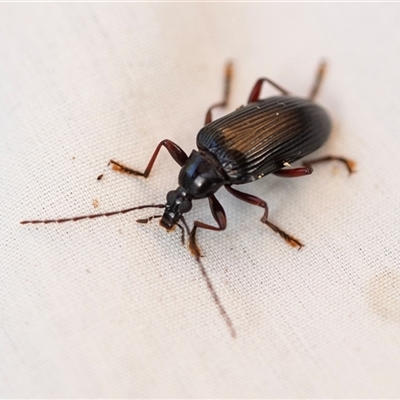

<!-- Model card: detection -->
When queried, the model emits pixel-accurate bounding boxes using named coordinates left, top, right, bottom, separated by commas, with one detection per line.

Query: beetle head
left=160, top=187, right=192, bottom=230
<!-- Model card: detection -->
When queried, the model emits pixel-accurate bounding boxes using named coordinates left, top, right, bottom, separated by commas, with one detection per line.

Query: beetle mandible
left=22, top=62, right=355, bottom=258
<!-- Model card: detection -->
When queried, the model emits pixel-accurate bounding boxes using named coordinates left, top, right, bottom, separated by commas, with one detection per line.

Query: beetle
left=21, top=61, right=354, bottom=259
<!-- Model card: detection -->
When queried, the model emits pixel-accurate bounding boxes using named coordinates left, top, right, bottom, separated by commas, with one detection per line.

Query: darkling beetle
left=21, top=62, right=355, bottom=259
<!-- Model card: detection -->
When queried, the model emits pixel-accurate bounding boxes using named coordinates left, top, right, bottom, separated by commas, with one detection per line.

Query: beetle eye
left=178, top=198, right=192, bottom=213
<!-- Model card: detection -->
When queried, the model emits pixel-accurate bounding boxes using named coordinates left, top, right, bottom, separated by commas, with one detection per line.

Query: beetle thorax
left=178, top=150, right=226, bottom=200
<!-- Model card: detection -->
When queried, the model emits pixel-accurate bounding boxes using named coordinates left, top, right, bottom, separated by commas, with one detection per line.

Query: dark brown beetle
left=22, top=62, right=354, bottom=258
left=21, top=62, right=355, bottom=338
left=105, top=61, right=354, bottom=257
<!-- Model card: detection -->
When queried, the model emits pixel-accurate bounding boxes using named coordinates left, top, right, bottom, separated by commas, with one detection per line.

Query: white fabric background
left=1, top=3, right=400, bottom=398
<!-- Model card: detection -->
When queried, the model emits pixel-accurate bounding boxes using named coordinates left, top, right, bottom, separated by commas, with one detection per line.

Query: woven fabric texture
left=1, top=3, right=400, bottom=398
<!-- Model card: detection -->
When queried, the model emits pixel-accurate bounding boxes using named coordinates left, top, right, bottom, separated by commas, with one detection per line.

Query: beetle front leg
left=109, top=139, right=188, bottom=178
left=225, top=185, right=303, bottom=248
left=189, top=195, right=227, bottom=259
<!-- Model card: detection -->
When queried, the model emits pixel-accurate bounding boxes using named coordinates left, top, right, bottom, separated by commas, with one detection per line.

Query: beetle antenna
left=196, top=256, right=236, bottom=338
left=20, top=204, right=165, bottom=224
left=136, top=214, right=162, bottom=224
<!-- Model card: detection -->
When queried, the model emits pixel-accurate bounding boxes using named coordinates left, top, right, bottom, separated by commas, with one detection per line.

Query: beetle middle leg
left=273, top=166, right=314, bottom=178
left=248, top=61, right=327, bottom=103
left=109, top=139, right=188, bottom=178
left=188, top=194, right=227, bottom=259
left=225, top=185, right=303, bottom=248
left=248, top=77, right=289, bottom=103
left=273, top=155, right=356, bottom=177
left=303, top=156, right=356, bottom=175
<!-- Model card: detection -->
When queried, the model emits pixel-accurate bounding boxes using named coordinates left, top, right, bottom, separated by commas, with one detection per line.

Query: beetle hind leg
left=204, top=62, right=233, bottom=125
left=248, top=77, right=289, bottom=103
left=309, top=61, right=328, bottom=101
left=225, top=185, right=303, bottom=248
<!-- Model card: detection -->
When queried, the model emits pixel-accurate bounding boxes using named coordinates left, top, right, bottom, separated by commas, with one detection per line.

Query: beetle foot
left=109, top=160, right=145, bottom=176
left=261, top=218, right=304, bottom=248
left=345, top=159, right=357, bottom=174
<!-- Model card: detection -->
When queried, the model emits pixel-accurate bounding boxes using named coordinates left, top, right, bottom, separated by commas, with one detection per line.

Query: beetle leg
left=189, top=195, right=227, bottom=259
left=309, top=61, right=327, bottom=101
left=225, top=185, right=303, bottom=248
left=205, top=62, right=233, bottom=125
left=273, top=167, right=313, bottom=178
left=109, top=139, right=188, bottom=178
left=303, top=156, right=356, bottom=175
left=248, top=77, right=289, bottom=103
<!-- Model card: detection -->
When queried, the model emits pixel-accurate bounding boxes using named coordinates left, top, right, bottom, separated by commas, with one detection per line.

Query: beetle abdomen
left=197, top=96, right=331, bottom=184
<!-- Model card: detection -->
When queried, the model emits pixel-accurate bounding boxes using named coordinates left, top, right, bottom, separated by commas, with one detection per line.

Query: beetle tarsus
left=262, top=218, right=304, bottom=248
left=109, top=160, right=145, bottom=176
